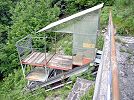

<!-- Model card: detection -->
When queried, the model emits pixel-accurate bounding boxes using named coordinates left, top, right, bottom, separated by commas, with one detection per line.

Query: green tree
left=0, top=0, right=13, bottom=43
left=54, top=0, right=115, bottom=16
left=0, top=0, right=60, bottom=76
left=0, top=0, right=14, bottom=77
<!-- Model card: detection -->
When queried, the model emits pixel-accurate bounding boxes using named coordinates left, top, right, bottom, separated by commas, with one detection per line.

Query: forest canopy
left=0, top=0, right=134, bottom=99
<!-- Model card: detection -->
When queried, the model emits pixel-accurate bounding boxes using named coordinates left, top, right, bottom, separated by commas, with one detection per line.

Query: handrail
left=109, top=11, right=120, bottom=100
left=93, top=11, right=120, bottom=100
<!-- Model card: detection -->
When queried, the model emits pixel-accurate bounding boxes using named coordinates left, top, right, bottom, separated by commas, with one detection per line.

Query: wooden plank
left=33, top=53, right=44, bottom=63
left=46, top=54, right=73, bottom=70
left=23, top=52, right=36, bottom=63
left=49, top=61, right=72, bottom=66
left=28, top=52, right=41, bottom=63
left=49, top=56, right=72, bottom=65
left=44, top=53, right=55, bottom=64
left=36, top=53, right=46, bottom=64
left=49, top=59, right=59, bottom=64
left=25, top=63, right=45, bottom=67
left=57, top=55, right=72, bottom=60
left=47, top=64, right=72, bottom=70
left=22, top=52, right=55, bottom=67
left=73, top=55, right=83, bottom=65
left=23, top=53, right=73, bottom=69
left=48, top=62, right=72, bottom=70
left=32, top=52, right=43, bottom=64
left=46, top=53, right=54, bottom=60
left=26, top=52, right=38, bottom=63
left=54, top=57, right=72, bottom=61
left=52, top=54, right=72, bottom=61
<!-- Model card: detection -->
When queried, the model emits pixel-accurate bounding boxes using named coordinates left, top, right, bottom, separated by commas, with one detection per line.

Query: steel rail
left=109, top=11, right=120, bottom=100
left=25, top=65, right=89, bottom=91
left=93, top=11, right=120, bottom=100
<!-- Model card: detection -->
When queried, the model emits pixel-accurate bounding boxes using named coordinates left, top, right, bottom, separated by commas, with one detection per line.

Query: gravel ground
left=116, top=36, right=134, bottom=100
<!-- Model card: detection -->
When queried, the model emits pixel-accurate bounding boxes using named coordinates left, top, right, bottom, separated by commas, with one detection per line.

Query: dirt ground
left=116, top=36, right=134, bottom=100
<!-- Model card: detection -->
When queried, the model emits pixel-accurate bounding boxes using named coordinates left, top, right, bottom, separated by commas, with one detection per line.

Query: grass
left=80, top=85, right=94, bottom=100
left=0, top=65, right=94, bottom=100
left=0, top=69, right=47, bottom=100
left=56, top=34, right=72, bottom=55
left=0, top=32, right=103, bottom=100
left=96, top=34, right=104, bottom=50
left=0, top=68, right=73, bottom=100
left=45, top=84, right=73, bottom=100
left=115, top=37, right=122, bottom=43
left=115, top=37, right=127, bottom=44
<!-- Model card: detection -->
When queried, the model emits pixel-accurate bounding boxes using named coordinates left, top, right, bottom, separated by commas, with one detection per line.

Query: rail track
left=93, top=12, right=120, bottom=100
left=23, top=11, right=120, bottom=100
left=24, top=51, right=101, bottom=92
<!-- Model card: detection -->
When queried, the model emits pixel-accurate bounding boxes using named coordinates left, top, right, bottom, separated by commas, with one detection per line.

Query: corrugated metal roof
left=37, top=3, right=103, bottom=33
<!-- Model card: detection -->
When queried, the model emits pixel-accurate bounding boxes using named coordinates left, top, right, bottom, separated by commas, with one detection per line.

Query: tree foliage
left=0, top=0, right=134, bottom=99
left=0, top=69, right=47, bottom=100
left=0, top=0, right=60, bottom=76
left=113, top=0, right=134, bottom=36
left=54, top=0, right=114, bottom=16
left=0, top=0, right=12, bottom=43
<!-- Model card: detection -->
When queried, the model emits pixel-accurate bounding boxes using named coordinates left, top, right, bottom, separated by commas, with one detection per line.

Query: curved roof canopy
left=37, top=3, right=103, bottom=34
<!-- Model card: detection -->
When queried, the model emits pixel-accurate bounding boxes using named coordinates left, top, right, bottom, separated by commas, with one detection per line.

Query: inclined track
left=24, top=51, right=101, bottom=92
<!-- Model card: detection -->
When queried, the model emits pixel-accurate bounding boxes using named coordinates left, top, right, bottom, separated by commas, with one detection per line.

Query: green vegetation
left=0, top=0, right=134, bottom=100
left=56, top=34, right=72, bottom=55
left=0, top=0, right=133, bottom=77
left=0, top=70, right=47, bottom=100
left=0, top=0, right=60, bottom=76
left=70, top=65, right=95, bottom=83
left=0, top=63, right=94, bottom=100
left=0, top=69, right=72, bottom=100
left=96, top=35, right=104, bottom=50
left=113, top=0, right=134, bottom=36
left=81, top=86, right=94, bottom=100
left=46, top=84, right=73, bottom=100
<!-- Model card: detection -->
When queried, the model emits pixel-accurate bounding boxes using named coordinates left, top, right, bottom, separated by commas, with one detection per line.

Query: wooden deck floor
left=22, top=52, right=91, bottom=70
left=22, top=52, right=54, bottom=67
left=48, top=54, right=72, bottom=70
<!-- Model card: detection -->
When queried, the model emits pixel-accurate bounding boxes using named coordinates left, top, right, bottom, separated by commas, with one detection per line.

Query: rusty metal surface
left=26, top=67, right=49, bottom=82
left=93, top=12, right=120, bottom=100
left=93, top=21, right=111, bottom=100
left=109, top=11, right=120, bottom=100
left=26, top=65, right=89, bottom=91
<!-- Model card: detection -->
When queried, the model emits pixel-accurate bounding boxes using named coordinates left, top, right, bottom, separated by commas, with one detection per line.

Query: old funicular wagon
left=16, top=4, right=103, bottom=90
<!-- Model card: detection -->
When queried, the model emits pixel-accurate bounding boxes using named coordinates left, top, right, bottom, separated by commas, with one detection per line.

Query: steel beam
left=109, top=11, right=120, bottom=100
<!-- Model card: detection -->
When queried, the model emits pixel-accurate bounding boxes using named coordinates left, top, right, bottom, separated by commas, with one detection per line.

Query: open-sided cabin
left=16, top=4, right=103, bottom=83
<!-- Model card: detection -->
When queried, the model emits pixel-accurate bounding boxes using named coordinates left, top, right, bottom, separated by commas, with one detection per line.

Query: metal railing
left=93, top=11, right=120, bottom=100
